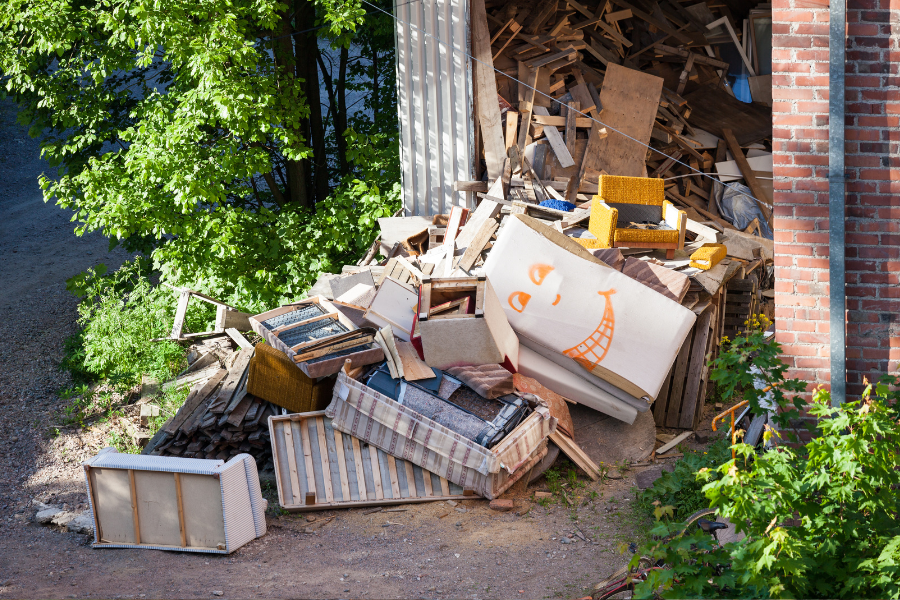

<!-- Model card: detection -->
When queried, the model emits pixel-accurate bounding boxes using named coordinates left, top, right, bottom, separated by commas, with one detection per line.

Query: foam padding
left=597, top=175, right=665, bottom=206
left=587, top=198, right=617, bottom=248
left=689, top=243, right=727, bottom=270
left=614, top=228, right=680, bottom=244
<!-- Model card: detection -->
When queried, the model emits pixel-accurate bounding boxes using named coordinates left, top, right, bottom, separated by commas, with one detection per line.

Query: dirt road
left=0, top=99, right=654, bottom=599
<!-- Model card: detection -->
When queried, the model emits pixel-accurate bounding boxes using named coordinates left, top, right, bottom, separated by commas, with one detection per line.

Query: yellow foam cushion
left=614, top=228, right=680, bottom=244
left=587, top=197, right=616, bottom=248
left=689, top=243, right=727, bottom=270
left=597, top=175, right=665, bottom=206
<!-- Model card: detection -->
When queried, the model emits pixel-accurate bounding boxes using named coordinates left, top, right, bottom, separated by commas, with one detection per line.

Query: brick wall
left=773, top=0, right=900, bottom=396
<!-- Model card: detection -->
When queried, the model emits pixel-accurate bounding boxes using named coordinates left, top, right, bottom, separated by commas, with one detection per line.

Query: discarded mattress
left=83, top=448, right=266, bottom=553
left=326, top=371, right=555, bottom=499
left=483, top=214, right=696, bottom=400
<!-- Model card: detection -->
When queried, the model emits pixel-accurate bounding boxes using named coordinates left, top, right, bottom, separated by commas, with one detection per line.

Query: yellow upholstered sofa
left=573, top=175, right=686, bottom=259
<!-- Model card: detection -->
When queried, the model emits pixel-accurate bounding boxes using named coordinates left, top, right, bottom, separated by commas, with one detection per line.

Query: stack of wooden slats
left=145, top=344, right=278, bottom=471
left=464, top=0, right=772, bottom=234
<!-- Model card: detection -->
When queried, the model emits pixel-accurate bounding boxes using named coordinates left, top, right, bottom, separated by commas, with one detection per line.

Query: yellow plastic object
left=689, top=243, right=727, bottom=270
left=588, top=198, right=617, bottom=248
left=597, top=175, right=665, bottom=206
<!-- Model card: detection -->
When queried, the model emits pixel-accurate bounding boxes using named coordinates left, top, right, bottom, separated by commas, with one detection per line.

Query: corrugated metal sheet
left=395, top=0, right=475, bottom=217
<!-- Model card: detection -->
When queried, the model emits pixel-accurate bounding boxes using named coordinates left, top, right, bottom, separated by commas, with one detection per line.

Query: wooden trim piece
left=173, top=473, right=187, bottom=548
left=128, top=470, right=141, bottom=545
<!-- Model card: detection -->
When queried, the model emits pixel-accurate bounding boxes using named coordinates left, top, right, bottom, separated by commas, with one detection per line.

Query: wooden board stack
left=144, top=345, right=278, bottom=473
left=462, top=0, right=772, bottom=232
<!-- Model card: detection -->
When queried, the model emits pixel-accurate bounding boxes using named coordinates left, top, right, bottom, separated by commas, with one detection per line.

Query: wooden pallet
left=722, top=273, right=760, bottom=340
left=652, top=291, right=723, bottom=430
left=269, top=412, right=468, bottom=511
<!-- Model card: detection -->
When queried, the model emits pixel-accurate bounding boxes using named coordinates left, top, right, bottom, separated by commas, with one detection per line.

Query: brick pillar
left=773, top=0, right=900, bottom=397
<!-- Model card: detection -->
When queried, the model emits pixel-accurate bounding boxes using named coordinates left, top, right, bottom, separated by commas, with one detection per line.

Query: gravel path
left=0, top=99, right=652, bottom=600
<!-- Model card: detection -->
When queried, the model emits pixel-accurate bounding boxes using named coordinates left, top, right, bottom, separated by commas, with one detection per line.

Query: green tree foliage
left=0, top=0, right=400, bottom=310
left=631, top=326, right=900, bottom=599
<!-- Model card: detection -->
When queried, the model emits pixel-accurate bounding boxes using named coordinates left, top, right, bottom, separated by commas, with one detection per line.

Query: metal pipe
left=829, top=0, right=846, bottom=406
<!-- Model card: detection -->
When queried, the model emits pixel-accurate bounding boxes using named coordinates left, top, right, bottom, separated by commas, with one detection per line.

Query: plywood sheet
left=592, top=64, right=664, bottom=177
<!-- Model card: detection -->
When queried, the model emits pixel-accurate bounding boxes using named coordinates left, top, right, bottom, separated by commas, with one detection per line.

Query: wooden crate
left=652, top=292, right=723, bottom=430
left=269, top=411, right=469, bottom=511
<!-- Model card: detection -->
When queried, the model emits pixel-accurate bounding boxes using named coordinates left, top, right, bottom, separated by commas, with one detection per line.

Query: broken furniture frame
left=250, top=297, right=383, bottom=378
left=159, top=283, right=252, bottom=342
left=83, top=448, right=266, bottom=553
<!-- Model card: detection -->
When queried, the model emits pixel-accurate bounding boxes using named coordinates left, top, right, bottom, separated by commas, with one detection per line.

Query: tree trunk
left=336, top=45, right=349, bottom=177
left=273, top=7, right=310, bottom=208
left=306, top=44, right=329, bottom=204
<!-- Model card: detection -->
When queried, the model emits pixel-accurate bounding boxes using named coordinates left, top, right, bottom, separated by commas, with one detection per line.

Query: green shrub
left=636, top=436, right=732, bottom=520
left=630, top=318, right=900, bottom=599
left=65, top=258, right=209, bottom=384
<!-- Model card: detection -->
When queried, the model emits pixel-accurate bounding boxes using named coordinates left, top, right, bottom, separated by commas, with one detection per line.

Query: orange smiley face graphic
left=508, top=263, right=617, bottom=367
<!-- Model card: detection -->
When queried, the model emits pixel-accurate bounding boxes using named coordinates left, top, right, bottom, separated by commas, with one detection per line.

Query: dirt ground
left=0, top=99, right=728, bottom=600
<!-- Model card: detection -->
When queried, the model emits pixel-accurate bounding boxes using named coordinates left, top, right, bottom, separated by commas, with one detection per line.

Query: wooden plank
left=224, top=328, right=253, bottom=350
left=565, top=101, right=578, bottom=156
left=610, top=0, right=692, bottom=44
left=386, top=455, right=402, bottom=499
left=283, top=422, right=303, bottom=505
left=314, top=418, right=334, bottom=503
left=368, top=444, right=385, bottom=500
left=300, top=419, right=318, bottom=501
left=565, top=121, right=607, bottom=202
left=332, top=428, right=351, bottom=502
left=665, top=325, right=695, bottom=428
left=657, top=430, right=693, bottom=454
left=421, top=466, right=434, bottom=496
left=169, top=289, right=192, bottom=340
left=680, top=308, right=714, bottom=429
left=471, top=0, right=506, bottom=179
left=684, top=87, right=771, bottom=146
left=376, top=450, right=393, bottom=499
left=517, top=66, right=539, bottom=153
left=456, top=198, right=500, bottom=248
left=394, top=341, right=437, bottom=381
left=128, top=470, right=141, bottom=545
left=654, top=363, right=675, bottom=426
left=359, top=443, right=376, bottom=500
left=173, top=473, right=187, bottom=548
left=440, top=477, right=450, bottom=496
left=405, top=461, right=417, bottom=497
left=163, top=368, right=228, bottom=434
left=532, top=107, right=575, bottom=168
left=549, top=431, right=600, bottom=480
left=505, top=111, right=519, bottom=151
left=322, top=419, right=346, bottom=502
left=351, top=437, right=368, bottom=500
left=457, top=219, right=499, bottom=272
left=591, top=63, right=664, bottom=178
left=707, top=17, right=755, bottom=76
left=722, top=128, right=773, bottom=224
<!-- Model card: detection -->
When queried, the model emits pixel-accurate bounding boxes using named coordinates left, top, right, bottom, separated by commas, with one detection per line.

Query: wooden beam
left=472, top=0, right=506, bottom=179
left=129, top=470, right=141, bottom=545
left=721, top=128, right=772, bottom=223
left=174, top=473, right=187, bottom=548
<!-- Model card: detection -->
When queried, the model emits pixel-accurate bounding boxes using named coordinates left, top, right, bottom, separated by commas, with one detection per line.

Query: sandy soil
left=0, top=98, right=673, bottom=600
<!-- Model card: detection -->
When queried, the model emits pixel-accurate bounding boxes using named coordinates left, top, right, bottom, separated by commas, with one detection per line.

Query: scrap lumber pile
left=461, top=0, right=773, bottom=237
left=144, top=336, right=278, bottom=472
